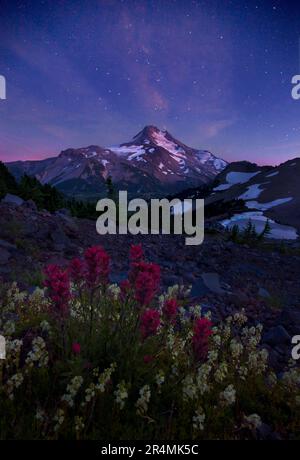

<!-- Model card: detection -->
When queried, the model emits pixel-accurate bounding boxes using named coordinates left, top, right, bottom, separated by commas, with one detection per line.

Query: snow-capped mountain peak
left=7, top=126, right=227, bottom=200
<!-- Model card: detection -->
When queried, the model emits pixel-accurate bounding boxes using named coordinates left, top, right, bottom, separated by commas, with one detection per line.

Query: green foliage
left=0, top=162, right=18, bottom=199
left=258, top=219, right=271, bottom=241
left=65, top=198, right=98, bottom=219
left=0, top=281, right=299, bottom=440
left=228, top=219, right=272, bottom=245
left=105, top=175, right=116, bottom=200
left=0, top=162, right=98, bottom=219
left=205, top=199, right=246, bottom=219
left=18, top=175, right=65, bottom=211
left=265, top=295, right=284, bottom=311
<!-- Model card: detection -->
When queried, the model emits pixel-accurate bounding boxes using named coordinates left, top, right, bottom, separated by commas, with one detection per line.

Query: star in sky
left=0, top=0, right=300, bottom=166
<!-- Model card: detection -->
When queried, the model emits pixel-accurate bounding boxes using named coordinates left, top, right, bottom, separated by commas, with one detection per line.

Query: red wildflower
left=134, top=262, right=160, bottom=306
left=68, top=257, right=86, bottom=284
left=130, top=244, right=143, bottom=262
left=162, top=298, right=178, bottom=323
left=44, top=264, right=71, bottom=317
left=143, top=354, right=154, bottom=364
left=128, top=245, right=144, bottom=283
left=72, top=342, right=81, bottom=355
left=192, top=318, right=213, bottom=362
left=84, top=246, right=110, bottom=286
left=120, top=279, right=131, bottom=300
left=140, top=308, right=161, bottom=340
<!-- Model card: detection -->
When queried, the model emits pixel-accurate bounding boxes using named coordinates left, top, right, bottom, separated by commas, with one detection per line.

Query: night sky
left=1, top=0, right=300, bottom=165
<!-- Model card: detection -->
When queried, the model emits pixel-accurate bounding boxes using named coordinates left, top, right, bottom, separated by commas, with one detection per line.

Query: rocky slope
left=0, top=196, right=299, bottom=372
left=203, top=158, right=300, bottom=239
left=7, top=126, right=227, bottom=200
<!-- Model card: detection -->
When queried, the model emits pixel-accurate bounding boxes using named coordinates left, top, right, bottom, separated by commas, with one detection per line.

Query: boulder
left=2, top=194, right=24, bottom=206
left=0, top=248, right=11, bottom=265
left=258, top=287, right=271, bottom=298
left=263, top=325, right=291, bottom=346
left=0, top=239, right=17, bottom=251
left=22, top=199, right=38, bottom=211
left=55, top=208, right=72, bottom=217
left=201, top=272, right=227, bottom=295
left=278, top=308, right=300, bottom=335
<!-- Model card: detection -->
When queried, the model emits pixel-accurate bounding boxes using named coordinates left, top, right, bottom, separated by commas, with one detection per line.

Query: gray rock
left=163, top=275, right=180, bottom=287
left=110, top=272, right=128, bottom=284
left=51, top=227, right=69, bottom=246
left=55, top=208, right=72, bottom=217
left=0, top=248, right=11, bottom=265
left=279, top=308, right=300, bottom=335
left=201, top=272, right=227, bottom=295
left=22, top=199, right=38, bottom=211
left=263, top=325, right=291, bottom=346
left=191, top=278, right=210, bottom=297
left=2, top=194, right=24, bottom=206
left=58, top=215, right=79, bottom=233
left=0, top=239, right=17, bottom=250
left=258, top=287, right=271, bottom=298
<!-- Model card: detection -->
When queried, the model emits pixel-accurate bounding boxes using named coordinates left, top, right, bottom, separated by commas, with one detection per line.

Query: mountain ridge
left=6, top=126, right=227, bottom=200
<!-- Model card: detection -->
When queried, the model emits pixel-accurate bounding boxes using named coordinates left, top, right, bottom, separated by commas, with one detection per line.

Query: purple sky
left=1, top=0, right=300, bottom=165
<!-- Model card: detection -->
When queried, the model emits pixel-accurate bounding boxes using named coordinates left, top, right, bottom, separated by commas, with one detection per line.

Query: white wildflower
left=40, top=320, right=51, bottom=333
left=6, top=372, right=24, bottom=399
left=155, top=370, right=165, bottom=388
left=220, top=384, right=236, bottom=406
left=114, top=381, right=128, bottom=409
left=136, top=385, right=151, bottom=415
left=25, top=336, right=48, bottom=368
left=183, top=374, right=197, bottom=401
left=75, top=416, right=85, bottom=432
left=243, top=413, right=262, bottom=430
left=53, top=408, right=65, bottom=432
left=192, top=408, right=205, bottom=431
left=230, top=339, right=244, bottom=359
left=61, top=376, right=83, bottom=407
left=214, top=362, right=228, bottom=383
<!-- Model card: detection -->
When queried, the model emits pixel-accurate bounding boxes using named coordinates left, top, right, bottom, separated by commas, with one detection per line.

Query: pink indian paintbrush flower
left=44, top=264, right=71, bottom=317
left=192, top=317, right=213, bottom=362
left=128, top=244, right=144, bottom=283
left=68, top=257, right=86, bottom=285
left=84, top=246, right=110, bottom=286
left=143, top=354, right=154, bottom=364
left=134, top=261, right=160, bottom=306
left=162, top=298, right=178, bottom=323
left=130, top=244, right=144, bottom=262
left=72, top=342, right=81, bottom=355
left=140, top=308, right=161, bottom=340
left=120, top=279, right=131, bottom=300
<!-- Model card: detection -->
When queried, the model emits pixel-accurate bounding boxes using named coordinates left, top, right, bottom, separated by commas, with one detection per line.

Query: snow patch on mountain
left=213, top=158, right=228, bottom=171
left=152, top=130, right=185, bottom=155
left=266, top=171, right=279, bottom=178
left=238, top=183, right=265, bottom=200
left=246, top=197, right=293, bottom=211
left=221, top=211, right=298, bottom=240
left=214, top=171, right=261, bottom=191
left=110, top=145, right=146, bottom=159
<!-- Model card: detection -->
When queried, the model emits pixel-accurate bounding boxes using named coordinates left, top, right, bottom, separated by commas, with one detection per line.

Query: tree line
left=0, top=161, right=98, bottom=219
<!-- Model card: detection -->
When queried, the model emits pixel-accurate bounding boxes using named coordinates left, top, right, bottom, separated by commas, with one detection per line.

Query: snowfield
left=238, top=183, right=265, bottom=200
left=221, top=211, right=298, bottom=240
left=152, top=130, right=185, bottom=155
left=245, top=197, right=293, bottom=211
left=214, top=171, right=261, bottom=191
left=110, top=145, right=146, bottom=159
left=266, top=171, right=279, bottom=178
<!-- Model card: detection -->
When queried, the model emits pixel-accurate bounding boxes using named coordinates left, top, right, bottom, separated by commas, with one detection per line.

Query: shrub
left=228, top=219, right=272, bottom=245
left=0, top=246, right=299, bottom=440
